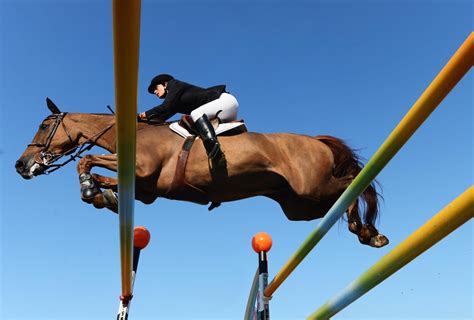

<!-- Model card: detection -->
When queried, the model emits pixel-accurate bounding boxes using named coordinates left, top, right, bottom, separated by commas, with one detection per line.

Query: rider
left=139, top=74, right=239, bottom=163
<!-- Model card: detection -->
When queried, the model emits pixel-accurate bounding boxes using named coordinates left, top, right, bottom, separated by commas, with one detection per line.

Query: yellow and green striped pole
left=112, top=0, right=141, bottom=303
left=308, top=187, right=473, bottom=319
left=264, top=33, right=474, bottom=298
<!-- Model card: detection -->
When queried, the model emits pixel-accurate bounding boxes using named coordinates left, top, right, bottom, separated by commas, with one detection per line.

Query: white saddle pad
left=169, top=121, right=247, bottom=139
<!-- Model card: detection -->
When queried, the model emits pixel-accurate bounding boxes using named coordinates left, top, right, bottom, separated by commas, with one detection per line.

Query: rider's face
left=154, top=84, right=167, bottom=98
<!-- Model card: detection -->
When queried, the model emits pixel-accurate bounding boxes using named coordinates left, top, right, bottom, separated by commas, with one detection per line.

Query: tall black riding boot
left=194, top=114, right=225, bottom=164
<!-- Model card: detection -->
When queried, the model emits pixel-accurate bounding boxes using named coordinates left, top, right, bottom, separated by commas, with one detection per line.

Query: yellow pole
left=379, top=32, right=474, bottom=150
left=308, top=187, right=473, bottom=319
left=112, top=0, right=141, bottom=299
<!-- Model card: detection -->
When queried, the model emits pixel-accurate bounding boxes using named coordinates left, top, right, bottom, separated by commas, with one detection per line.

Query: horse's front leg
left=77, top=154, right=118, bottom=208
left=92, top=173, right=118, bottom=191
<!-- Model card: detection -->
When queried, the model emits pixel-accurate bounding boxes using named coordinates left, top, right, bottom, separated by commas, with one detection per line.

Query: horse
left=15, top=98, right=388, bottom=248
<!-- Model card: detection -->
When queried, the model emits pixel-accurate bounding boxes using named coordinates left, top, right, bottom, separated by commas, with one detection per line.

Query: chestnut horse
left=15, top=99, right=388, bottom=247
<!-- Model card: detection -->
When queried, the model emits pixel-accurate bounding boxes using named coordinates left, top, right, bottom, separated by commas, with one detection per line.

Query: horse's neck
left=68, top=113, right=117, bottom=152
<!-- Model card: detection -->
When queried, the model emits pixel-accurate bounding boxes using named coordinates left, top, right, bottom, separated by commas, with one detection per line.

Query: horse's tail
left=315, top=135, right=380, bottom=226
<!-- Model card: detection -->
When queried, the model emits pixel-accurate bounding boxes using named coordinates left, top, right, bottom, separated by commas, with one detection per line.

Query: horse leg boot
left=194, top=114, right=226, bottom=166
left=79, top=173, right=100, bottom=200
left=102, top=189, right=118, bottom=213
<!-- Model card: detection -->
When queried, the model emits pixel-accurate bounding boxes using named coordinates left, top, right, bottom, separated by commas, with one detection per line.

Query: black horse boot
left=79, top=173, right=100, bottom=200
left=194, top=114, right=226, bottom=165
left=102, top=189, right=118, bottom=214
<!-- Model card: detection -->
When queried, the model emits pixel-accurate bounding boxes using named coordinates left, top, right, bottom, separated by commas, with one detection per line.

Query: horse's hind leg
left=347, top=200, right=363, bottom=235
left=267, top=190, right=329, bottom=221
left=347, top=200, right=389, bottom=248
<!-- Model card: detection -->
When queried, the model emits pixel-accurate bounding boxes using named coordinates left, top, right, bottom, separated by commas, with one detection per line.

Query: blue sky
left=1, top=1, right=472, bottom=319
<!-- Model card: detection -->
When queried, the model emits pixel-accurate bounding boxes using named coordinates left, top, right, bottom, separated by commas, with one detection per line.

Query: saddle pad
left=170, top=121, right=246, bottom=138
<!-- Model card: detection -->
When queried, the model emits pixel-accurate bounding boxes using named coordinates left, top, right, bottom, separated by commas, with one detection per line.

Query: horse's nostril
left=15, top=160, right=25, bottom=171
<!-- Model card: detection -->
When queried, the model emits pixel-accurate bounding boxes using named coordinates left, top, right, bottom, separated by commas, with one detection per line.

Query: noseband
left=28, top=113, right=113, bottom=174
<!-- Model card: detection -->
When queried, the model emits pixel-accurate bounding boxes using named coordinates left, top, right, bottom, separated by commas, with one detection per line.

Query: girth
left=165, top=137, right=214, bottom=206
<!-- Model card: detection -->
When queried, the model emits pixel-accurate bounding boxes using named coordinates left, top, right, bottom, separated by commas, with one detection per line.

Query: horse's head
left=15, top=98, right=78, bottom=179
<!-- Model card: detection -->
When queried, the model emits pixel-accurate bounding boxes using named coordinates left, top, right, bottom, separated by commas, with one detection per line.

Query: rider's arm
left=144, top=80, right=184, bottom=121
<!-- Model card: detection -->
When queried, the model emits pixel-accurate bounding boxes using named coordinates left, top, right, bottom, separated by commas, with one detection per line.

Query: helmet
left=148, top=74, right=174, bottom=94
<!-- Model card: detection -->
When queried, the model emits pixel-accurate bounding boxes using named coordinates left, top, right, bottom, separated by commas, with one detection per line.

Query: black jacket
left=144, top=79, right=226, bottom=121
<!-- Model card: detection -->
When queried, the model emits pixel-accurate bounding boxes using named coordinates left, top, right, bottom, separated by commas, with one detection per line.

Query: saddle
left=165, top=115, right=247, bottom=210
left=169, top=115, right=247, bottom=138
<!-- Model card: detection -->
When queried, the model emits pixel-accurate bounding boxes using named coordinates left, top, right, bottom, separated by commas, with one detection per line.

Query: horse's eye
left=40, top=124, right=49, bottom=130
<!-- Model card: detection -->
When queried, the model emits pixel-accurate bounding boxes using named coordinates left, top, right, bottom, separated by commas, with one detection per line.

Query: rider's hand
left=138, top=112, right=147, bottom=120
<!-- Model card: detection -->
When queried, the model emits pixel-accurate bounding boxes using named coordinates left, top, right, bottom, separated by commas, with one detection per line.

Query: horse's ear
left=46, top=97, right=61, bottom=114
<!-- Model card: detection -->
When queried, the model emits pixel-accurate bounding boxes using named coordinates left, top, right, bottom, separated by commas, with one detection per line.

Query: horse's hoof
left=82, top=187, right=98, bottom=199
left=103, top=189, right=118, bottom=214
left=369, top=234, right=389, bottom=248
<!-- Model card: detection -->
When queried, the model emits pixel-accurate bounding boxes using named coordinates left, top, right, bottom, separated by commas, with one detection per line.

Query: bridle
left=28, top=113, right=114, bottom=174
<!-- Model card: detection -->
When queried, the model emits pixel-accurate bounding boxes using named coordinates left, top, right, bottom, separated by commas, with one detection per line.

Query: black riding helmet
left=148, top=74, right=174, bottom=94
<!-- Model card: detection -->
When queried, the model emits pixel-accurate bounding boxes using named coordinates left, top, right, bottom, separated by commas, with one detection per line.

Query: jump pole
left=250, top=232, right=273, bottom=320
left=112, top=0, right=141, bottom=308
left=117, top=227, right=151, bottom=320
left=244, top=269, right=260, bottom=320
left=308, top=187, right=473, bottom=319
left=264, top=32, right=474, bottom=299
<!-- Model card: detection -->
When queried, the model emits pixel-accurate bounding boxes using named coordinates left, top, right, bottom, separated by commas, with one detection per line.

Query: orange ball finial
left=134, top=226, right=151, bottom=249
left=252, top=232, right=272, bottom=253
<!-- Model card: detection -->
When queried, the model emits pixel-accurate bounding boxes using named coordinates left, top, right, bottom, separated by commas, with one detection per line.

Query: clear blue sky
left=1, top=1, right=472, bottom=319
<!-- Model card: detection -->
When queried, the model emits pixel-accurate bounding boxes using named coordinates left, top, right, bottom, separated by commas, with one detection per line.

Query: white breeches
left=190, top=93, right=239, bottom=122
